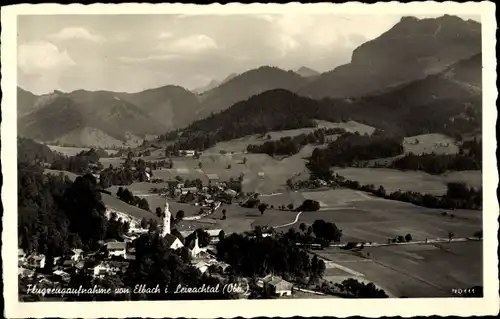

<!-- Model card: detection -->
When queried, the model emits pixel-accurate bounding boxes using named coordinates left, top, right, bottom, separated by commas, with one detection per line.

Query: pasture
left=403, top=133, right=459, bottom=155
left=47, top=145, right=119, bottom=156
left=333, top=167, right=482, bottom=195
left=315, top=241, right=482, bottom=297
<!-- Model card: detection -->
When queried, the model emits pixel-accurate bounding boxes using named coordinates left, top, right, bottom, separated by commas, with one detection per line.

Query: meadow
left=333, top=167, right=482, bottom=195
left=315, top=241, right=482, bottom=297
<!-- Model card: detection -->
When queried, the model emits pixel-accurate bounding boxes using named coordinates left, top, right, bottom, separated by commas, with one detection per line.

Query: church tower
left=161, top=196, right=171, bottom=237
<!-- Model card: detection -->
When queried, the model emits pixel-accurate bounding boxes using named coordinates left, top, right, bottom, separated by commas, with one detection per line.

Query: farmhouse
left=259, top=275, right=293, bottom=296
left=27, top=254, right=46, bottom=269
left=183, top=150, right=196, bottom=157
left=106, top=241, right=127, bottom=258
left=206, top=174, right=220, bottom=183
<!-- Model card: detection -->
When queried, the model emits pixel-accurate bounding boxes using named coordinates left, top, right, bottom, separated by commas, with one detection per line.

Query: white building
left=106, top=241, right=127, bottom=258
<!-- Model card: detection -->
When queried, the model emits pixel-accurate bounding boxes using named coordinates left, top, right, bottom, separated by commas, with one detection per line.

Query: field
left=334, top=167, right=482, bottom=195
left=47, top=144, right=119, bottom=156
left=315, top=241, right=482, bottom=297
left=403, top=133, right=459, bottom=155
left=204, top=120, right=374, bottom=155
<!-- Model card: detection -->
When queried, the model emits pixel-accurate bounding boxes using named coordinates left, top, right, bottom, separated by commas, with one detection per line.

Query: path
left=273, top=211, right=303, bottom=229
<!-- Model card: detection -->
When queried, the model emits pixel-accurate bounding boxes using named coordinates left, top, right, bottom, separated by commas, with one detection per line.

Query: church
left=161, top=197, right=201, bottom=257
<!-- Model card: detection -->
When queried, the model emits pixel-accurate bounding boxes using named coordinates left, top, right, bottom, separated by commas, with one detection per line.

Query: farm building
left=26, top=254, right=46, bottom=269
left=259, top=275, right=293, bottom=296
left=206, top=174, right=220, bottom=183
left=183, top=150, right=196, bottom=157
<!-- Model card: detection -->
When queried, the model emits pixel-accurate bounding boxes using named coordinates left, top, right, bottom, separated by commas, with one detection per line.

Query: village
left=18, top=157, right=300, bottom=299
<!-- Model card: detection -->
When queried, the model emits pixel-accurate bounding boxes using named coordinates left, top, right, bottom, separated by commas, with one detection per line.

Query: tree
left=140, top=217, right=148, bottom=229
left=405, top=233, right=412, bottom=242
left=448, top=232, right=455, bottom=242
left=222, top=209, right=227, bottom=220
left=258, top=203, right=267, bottom=215
left=227, top=164, right=232, bottom=169
left=287, top=203, right=294, bottom=210
left=242, top=157, right=247, bottom=164
left=299, top=223, right=306, bottom=232
left=218, top=230, right=226, bottom=242
left=155, top=207, right=163, bottom=219
left=397, top=235, right=405, bottom=243
left=286, top=179, right=294, bottom=189
left=176, top=210, right=185, bottom=221
left=306, top=226, right=313, bottom=236
left=254, top=226, right=263, bottom=239
left=198, top=162, right=203, bottom=169
left=317, top=259, right=326, bottom=277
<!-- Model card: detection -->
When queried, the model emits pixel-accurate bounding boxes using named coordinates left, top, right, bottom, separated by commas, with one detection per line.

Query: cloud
left=18, top=41, right=76, bottom=74
left=49, top=27, right=106, bottom=42
left=158, top=32, right=174, bottom=39
left=158, top=34, right=218, bottom=54
left=118, top=54, right=178, bottom=64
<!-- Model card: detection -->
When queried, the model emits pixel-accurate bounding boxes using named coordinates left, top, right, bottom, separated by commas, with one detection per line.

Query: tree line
left=246, top=128, right=346, bottom=157
left=331, top=174, right=482, bottom=210
left=307, top=132, right=404, bottom=180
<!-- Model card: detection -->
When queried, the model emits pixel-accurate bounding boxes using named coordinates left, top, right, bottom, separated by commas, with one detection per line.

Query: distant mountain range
left=17, top=15, right=482, bottom=148
left=295, top=66, right=320, bottom=78
left=192, top=73, right=238, bottom=94
left=175, top=52, right=482, bottom=150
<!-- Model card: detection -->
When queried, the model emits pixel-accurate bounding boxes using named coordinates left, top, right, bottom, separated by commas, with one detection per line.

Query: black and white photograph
left=2, top=2, right=498, bottom=318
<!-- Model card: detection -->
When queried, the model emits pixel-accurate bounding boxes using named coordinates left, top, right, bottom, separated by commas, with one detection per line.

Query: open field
left=403, top=133, right=459, bottom=155
left=315, top=241, right=482, bottom=297
left=203, top=120, right=373, bottom=155
left=334, top=167, right=482, bottom=195
left=47, top=145, right=119, bottom=156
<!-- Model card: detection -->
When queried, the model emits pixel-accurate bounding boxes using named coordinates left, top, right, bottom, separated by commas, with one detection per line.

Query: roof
left=206, top=174, right=219, bottom=180
left=53, top=270, right=69, bottom=276
left=106, top=241, right=127, bottom=250
left=206, top=229, right=223, bottom=237
left=164, top=234, right=182, bottom=248
left=72, top=249, right=83, bottom=254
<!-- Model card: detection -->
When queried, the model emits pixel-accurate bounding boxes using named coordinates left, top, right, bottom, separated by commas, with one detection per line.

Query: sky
left=17, top=13, right=480, bottom=95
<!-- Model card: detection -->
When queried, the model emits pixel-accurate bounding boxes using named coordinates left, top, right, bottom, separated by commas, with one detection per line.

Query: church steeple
left=161, top=196, right=171, bottom=237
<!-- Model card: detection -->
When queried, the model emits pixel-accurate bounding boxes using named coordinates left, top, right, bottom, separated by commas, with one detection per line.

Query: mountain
left=295, top=67, right=320, bottom=78
left=18, top=89, right=167, bottom=147
left=115, top=85, right=201, bottom=130
left=17, top=87, right=41, bottom=117
left=299, top=15, right=481, bottom=99
left=193, top=80, right=220, bottom=94
left=193, top=73, right=239, bottom=94
left=195, top=66, right=307, bottom=120
left=170, top=53, right=482, bottom=151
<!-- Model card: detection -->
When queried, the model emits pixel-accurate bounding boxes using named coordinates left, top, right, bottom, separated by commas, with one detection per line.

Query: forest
left=307, top=132, right=404, bottom=180
left=246, top=128, right=346, bottom=157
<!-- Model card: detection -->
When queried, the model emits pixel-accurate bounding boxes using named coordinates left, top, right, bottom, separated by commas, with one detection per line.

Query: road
left=274, top=212, right=303, bottom=229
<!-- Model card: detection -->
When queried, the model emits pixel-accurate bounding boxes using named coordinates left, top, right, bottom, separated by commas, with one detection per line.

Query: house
left=53, top=270, right=71, bottom=283
left=18, top=249, right=26, bottom=262
left=92, top=263, right=109, bottom=278
left=194, top=261, right=208, bottom=274
left=206, top=174, right=219, bottom=183
left=144, top=171, right=151, bottom=182
left=258, top=275, right=293, bottom=296
left=164, top=234, right=184, bottom=250
left=71, top=249, right=84, bottom=262
left=27, top=254, right=46, bottom=269
left=266, top=276, right=293, bottom=296
left=106, top=241, right=127, bottom=258
left=183, top=150, right=196, bottom=157
left=181, top=187, right=198, bottom=195
left=19, top=267, right=35, bottom=278
left=61, top=259, right=74, bottom=268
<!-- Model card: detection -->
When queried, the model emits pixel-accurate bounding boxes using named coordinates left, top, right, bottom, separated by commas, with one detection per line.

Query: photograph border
left=2, top=2, right=498, bottom=318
